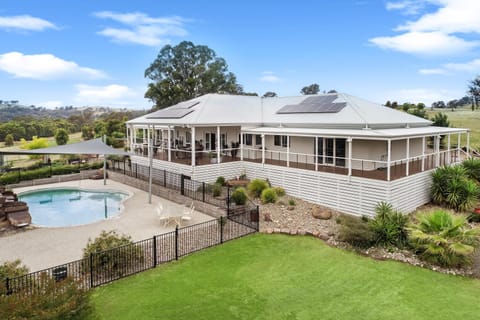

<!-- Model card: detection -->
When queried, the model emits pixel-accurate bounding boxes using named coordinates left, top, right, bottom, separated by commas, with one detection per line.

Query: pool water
left=19, top=188, right=129, bottom=227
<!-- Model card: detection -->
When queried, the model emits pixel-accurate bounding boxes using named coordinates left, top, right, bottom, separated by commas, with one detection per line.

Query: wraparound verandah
left=126, top=124, right=469, bottom=181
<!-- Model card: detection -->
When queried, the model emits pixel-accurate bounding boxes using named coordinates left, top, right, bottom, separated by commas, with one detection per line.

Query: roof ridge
left=339, top=93, right=369, bottom=128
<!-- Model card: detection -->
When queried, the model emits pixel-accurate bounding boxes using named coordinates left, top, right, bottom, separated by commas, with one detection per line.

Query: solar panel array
left=147, top=100, right=199, bottom=119
left=276, top=95, right=346, bottom=114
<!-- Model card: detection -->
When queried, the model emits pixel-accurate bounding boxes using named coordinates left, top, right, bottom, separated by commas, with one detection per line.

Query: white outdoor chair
left=156, top=203, right=169, bottom=227
left=181, top=203, right=194, bottom=224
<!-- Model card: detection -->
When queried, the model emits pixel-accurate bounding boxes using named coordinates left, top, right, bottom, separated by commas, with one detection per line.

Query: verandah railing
left=2, top=210, right=259, bottom=296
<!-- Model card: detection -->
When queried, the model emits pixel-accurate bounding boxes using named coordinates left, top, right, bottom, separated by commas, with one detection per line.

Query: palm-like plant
left=369, top=202, right=408, bottom=248
left=408, top=210, right=480, bottom=267
left=462, top=158, right=480, bottom=182
left=431, top=165, right=479, bottom=211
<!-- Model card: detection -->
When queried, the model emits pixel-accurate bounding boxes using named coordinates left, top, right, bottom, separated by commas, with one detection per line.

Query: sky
left=0, top=0, right=479, bottom=110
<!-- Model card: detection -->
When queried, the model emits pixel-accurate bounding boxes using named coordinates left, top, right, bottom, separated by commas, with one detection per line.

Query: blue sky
left=0, top=0, right=479, bottom=109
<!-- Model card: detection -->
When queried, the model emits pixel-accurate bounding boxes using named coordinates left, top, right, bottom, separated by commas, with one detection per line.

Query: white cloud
left=419, top=58, right=480, bottom=75
left=386, top=1, right=426, bottom=15
left=93, top=11, right=188, bottom=46
left=39, top=100, right=63, bottom=109
left=74, top=84, right=136, bottom=105
left=384, top=88, right=461, bottom=105
left=418, top=68, right=447, bottom=75
left=370, top=31, right=478, bottom=55
left=0, top=52, right=106, bottom=80
left=371, top=0, right=480, bottom=56
left=259, top=71, right=281, bottom=83
left=0, top=15, right=58, bottom=31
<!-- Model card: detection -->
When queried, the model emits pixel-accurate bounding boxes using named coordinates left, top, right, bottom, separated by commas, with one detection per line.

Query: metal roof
left=127, top=92, right=433, bottom=129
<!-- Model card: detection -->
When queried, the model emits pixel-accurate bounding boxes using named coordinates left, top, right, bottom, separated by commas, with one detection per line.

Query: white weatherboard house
left=126, top=93, right=470, bottom=216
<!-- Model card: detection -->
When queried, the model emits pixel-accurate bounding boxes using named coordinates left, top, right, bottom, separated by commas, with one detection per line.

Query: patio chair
left=181, top=203, right=194, bottom=224
left=156, top=203, right=169, bottom=227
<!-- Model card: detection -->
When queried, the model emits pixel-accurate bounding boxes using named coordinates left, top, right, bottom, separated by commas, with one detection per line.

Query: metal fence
left=2, top=211, right=258, bottom=296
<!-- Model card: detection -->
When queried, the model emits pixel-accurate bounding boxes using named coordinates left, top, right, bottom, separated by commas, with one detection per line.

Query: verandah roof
left=0, top=138, right=130, bottom=156
left=241, top=126, right=469, bottom=140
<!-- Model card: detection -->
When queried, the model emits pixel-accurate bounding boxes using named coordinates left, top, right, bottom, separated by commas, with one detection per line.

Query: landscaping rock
left=311, top=207, right=332, bottom=220
left=264, top=213, right=272, bottom=222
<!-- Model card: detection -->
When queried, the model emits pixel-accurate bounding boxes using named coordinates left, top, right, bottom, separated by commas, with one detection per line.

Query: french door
left=315, top=137, right=346, bottom=167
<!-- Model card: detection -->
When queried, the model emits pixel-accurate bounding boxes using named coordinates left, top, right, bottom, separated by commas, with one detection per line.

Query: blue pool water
left=19, top=188, right=129, bottom=227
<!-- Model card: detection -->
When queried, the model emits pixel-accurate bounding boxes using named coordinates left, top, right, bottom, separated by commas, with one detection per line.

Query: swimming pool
left=19, top=188, right=129, bottom=227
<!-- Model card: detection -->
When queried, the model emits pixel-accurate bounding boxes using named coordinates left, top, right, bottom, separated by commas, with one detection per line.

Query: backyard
left=91, top=233, right=480, bottom=320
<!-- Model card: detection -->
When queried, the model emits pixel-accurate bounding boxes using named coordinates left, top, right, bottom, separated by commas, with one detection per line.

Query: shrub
left=83, top=230, right=144, bottom=276
left=215, top=176, right=226, bottom=186
left=4, top=134, right=14, bottom=147
left=261, top=187, right=278, bottom=204
left=408, top=210, right=480, bottom=267
left=55, top=128, right=69, bottom=146
left=462, top=158, right=480, bottom=182
left=231, top=187, right=247, bottom=205
left=0, top=260, right=29, bottom=293
left=212, top=183, right=222, bottom=197
left=431, top=165, right=478, bottom=211
left=0, top=275, right=92, bottom=320
left=337, top=215, right=374, bottom=248
left=288, top=199, right=296, bottom=206
left=369, top=202, right=408, bottom=248
left=247, top=179, right=269, bottom=198
left=273, top=187, right=286, bottom=197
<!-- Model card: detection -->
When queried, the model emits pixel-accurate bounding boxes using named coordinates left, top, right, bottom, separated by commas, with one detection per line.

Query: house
left=125, top=93, right=469, bottom=216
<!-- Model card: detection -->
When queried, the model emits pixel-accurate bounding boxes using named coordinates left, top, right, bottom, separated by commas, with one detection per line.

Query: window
left=274, top=135, right=288, bottom=147
left=243, top=134, right=252, bottom=146
left=255, top=135, right=262, bottom=145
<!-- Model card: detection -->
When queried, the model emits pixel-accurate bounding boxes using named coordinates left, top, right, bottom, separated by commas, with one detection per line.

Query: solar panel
left=146, top=100, right=199, bottom=119
left=146, top=108, right=195, bottom=119
left=276, top=95, right=346, bottom=114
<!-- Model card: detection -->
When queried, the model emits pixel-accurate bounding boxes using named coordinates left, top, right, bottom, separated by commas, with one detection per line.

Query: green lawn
left=91, top=234, right=480, bottom=320
left=427, top=108, right=480, bottom=148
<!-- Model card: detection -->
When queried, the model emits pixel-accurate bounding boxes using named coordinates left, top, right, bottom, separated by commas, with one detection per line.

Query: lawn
left=427, top=108, right=480, bottom=149
left=91, top=234, right=480, bottom=320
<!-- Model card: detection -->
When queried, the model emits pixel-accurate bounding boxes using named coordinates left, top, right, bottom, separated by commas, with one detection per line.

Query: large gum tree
left=144, top=41, right=243, bottom=110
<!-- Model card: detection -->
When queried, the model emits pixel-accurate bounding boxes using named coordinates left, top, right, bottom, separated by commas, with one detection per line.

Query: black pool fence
left=2, top=210, right=258, bottom=296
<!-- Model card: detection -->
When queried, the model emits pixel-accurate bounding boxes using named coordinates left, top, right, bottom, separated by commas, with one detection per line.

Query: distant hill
left=0, top=102, right=146, bottom=122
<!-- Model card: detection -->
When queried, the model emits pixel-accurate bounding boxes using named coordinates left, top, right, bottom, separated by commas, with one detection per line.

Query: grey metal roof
left=127, top=92, right=433, bottom=129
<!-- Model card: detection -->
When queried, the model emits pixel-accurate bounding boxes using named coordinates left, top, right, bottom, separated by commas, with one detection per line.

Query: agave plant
left=408, top=210, right=480, bottom=267
left=431, top=165, right=479, bottom=211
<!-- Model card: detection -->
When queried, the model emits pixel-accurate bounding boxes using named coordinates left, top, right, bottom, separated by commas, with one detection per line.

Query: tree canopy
left=468, top=75, right=480, bottom=110
left=301, top=83, right=320, bottom=95
left=55, top=128, right=69, bottom=145
left=262, top=91, right=277, bottom=98
left=144, top=41, right=243, bottom=110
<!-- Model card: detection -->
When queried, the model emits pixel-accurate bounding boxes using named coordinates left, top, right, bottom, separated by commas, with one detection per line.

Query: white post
left=125, top=126, right=129, bottom=151
left=435, top=135, right=440, bottom=167
left=315, top=136, right=318, bottom=171
left=421, top=136, right=425, bottom=171
left=191, top=126, right=196, bottom=167
left=102, top=134, right=107, bottom=185
left=167, top=126, right=171, bottom=162
left=286, top=135, right=290, bottom=167
left=387, top=139, right=391, bottom=181
left=406, top=138, right=410, bottom=176
left=447, top=134, right=451, bottom=164
left=457, top=133, right=461, bottom=161
left=148, top=126, right=153, bottom=204
left=347, top=137, right=352, bottom=177
left=261, top=134, right=265, bottom=166
left=240, top=132, right=244, bottom=161
left=216, top=126, right=221, bottom=164
left=133, top=126, right=136, bottom=145
left=467, top=131, right=470, bottom=158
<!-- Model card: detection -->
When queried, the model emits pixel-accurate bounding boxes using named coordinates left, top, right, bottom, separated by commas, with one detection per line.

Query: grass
left=0, top=132, right=82, bottom=167
left=427, top=108, right=480, bottom=149
left=91, top=234, right=480, bottom=320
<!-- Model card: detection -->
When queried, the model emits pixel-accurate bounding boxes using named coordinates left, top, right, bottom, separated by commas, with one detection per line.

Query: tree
left=401, top=103, right=411, bottom=112
left=144, top=41, right=242, bottom=110
left=391, top=101, right=398, bottom=108
left=432, top=100, right=446, bottom=109
left=262, top=91, right=277, bottom=98
left=468, top=75, right=480, bottom=110
left=327, top=89, right=337, bottom=94
left=4, top=134, right=14, bottom=147
left=447, top=99, right=458, bottom=111
left=300, top=83, right=320, bottom=95
left=55, top=128, right=69, bottom=145
left=385, top=100, right=391, bottom=108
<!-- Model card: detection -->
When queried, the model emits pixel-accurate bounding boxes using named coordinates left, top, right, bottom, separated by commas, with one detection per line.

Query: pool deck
left=0, top=179, right=215, bottom=272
